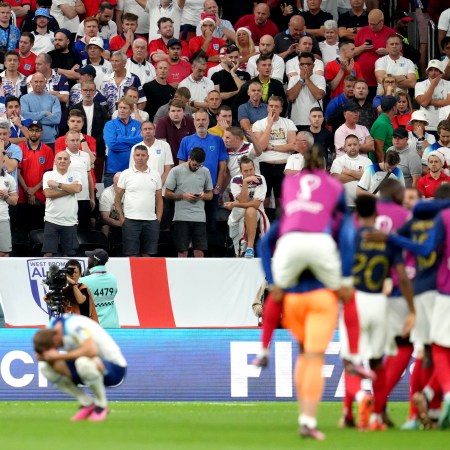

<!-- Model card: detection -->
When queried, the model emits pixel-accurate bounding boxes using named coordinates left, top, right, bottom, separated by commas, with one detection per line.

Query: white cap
left=426, top=59, right=443, bottom=73
left=86, top=36, right=104, bottom=50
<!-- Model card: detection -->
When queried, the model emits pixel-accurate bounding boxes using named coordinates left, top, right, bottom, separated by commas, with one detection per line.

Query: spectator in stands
left=387, top=126, right=422, bottom=188
left=234, top=26, right=258, bottom=70
left=308, top=107, right=333, bottom=165
left=415, top=60, right=450, bottom=132
left=153, top=87, right=193, bottom=125
left=5, top=96, right=31, bottom=144
left=286, top=34, right=326, bottom=80
left=319, top=20, right=339, bottom=65
left=164, top=146, right=213, bottom=258
left=286, top=52, right=326, bottom=131
left=208, top=105, right=233, bottom=137
left=112, top=85, right=149, bottom=123
left=73, top=16, right=110, bottom=61
left=109, top=12, right=143, bottom=59
left=1, top=52, right=26, bottom=99
left=300, top=0, right=333, bottom=40
left=103, top=96, right=142, bottom=187
left=0, top=120, right=22, bottom=184
left=129, top=121, right=173, bottom=186
left=338, top=0, right=368, bottom=41
left=21, top=0, right=60, bottom=34
left=0, top=3, right=21, bottom=71
left=353, top=9, right=396, bottom=99
left=216, top=0, right=254, bottom=27
left=284, top=130, right=314, bottom=175
left=17, top=120, right=53, bottom=231
left=101, top=50, right=146, bottom=116
left=420, top=120, right=450, bottom=172
left=392, top=12, right=420, bottom=66
left=42, top=150, right=81, bottom=256
left=50, top=0, right=85, bottom=37
left=407, top=110, right=435, bottom=157
left=234, top=55, right=287, bottom=116
left=334, top=101, right=374, bottom=157
left=204, top=89, right=221, bottom=127
left=135, top=0, right=184, bottom=42
left=99, top=171, right=122, bottom=239
left=234, top=3, right=278, bottom=46
left=330, top=134, right=372, bottom=207
left=370, top=94, right=397, bottom=163
left=211, top=45, right=250, bottom=108
left=148, top=17, right=189, bottom=65
left=416, top=151, right=450, bottom=198
left=196, top=0, right=235, bottom=42
left=438, top=7, right=450, bottom=53
left=350, top=78, right=378, bottom=130
left=115, top=0, right=148, bottom=39
left=247, top=34, right=284, bottom=83
left=31, top=8, right=55, bottom=55
left=325, top=40, right=361, bottom=100
left=155, top=98, right=195, bottom=163
left=69, top=64, right=108, bottom=108
left=166, top=38, right=192, bottom=89
left=374, top=34, right=416, bottom=96
left=252, top=96, right=296, bottom=207
left=356, top=149, right=405, bottom=196
left=115, top=145, right=163, bottom=257
left=125, top=38, right=156, bottom=86
left=142, top=60, right=175, bottom=122
left=325, top=75, right=356, bottom=119
left=238, top=81, right=268, bottom=139
left=224, top=156, right=268, bottom=258
left=21, top=72, right=62, bottom=147
left=178, top=58, right=214, bottom=110
left=17, top=31, right=36, bottom=77
left=392, top=92, right=413, bottom=129
left=189, top=15, right=226, bottom=75
left=76, top=2, right=117, bottom=41
left=81, top=36, right=112, bottom=90
left=0, top=152, right=18, bottom=257
left=71, top=79, right=109, bottom=181
left=48, top=28, right=82, bottom=83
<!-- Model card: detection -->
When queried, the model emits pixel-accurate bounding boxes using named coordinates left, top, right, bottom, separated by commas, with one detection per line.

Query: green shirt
left=369, top=113, right=394, bottom=163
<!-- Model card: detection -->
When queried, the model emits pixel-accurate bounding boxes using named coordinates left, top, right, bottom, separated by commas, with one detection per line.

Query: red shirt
left=325, top=59, right=363, bottom=99
left=392, top=112, right=412, bottom=130
left=188, top=36, right=226, bottom=74
left=110, top=34, right=147, bottom=58
left=16, top=50, right=36, bottom=77
left=234, top=15, right=279, bottom=45
left=5, top=0, right=30, bottom=27
left=54, top=134, right=97, bottom=185
left=416, top=172, right=450, bottom=198
left=82, top=0, right=117, bottom=18
left=354, top=25, right=396, bottom=86
left=148, top=38, right=189, bottom=65
left=18, top=141, right=54, bottom=204
left=167, top=59, right=192, bottom=85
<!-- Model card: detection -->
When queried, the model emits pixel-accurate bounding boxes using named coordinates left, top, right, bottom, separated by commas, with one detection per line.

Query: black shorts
left=173, top=221, right=207, bottom=252
left=122, top=218, right=160, bottom=256
left=259, top=162, right=286, bottom=199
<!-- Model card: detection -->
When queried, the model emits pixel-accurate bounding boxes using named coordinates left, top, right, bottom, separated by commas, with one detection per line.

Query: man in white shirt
left=330, top=134, right=372, bottom=206
left=285, top=35, right=325, bottom=78
left=77, top=3, right=117, bottom=40
left=31, top=8, right=55, bottom=55
left=374, top=34, right=416, bottom=94
left=42, top=150, right=81, bottom=256
left=438, top=7, right=450, bottom=52
left=125, top=38, right=156, bottom=85
left=51, top=0, right=85, bottom=34
left=178, top=57, right=214, bottom=108
left=284, top=131, right=314, bottom=175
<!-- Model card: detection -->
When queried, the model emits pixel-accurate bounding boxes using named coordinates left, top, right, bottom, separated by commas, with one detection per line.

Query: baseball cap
left=343, top=102, right=359, bottom=112
left=426, top=59, right=443, bottom=73
left=410, top=110, right=429, bottom=125
left=392, top=127, right=408, bottom=139
left=28, top=120, right=43, bottom=130
left=380, top=95, right=399, bottom=112
left=77, top=64, right=97, bottom=77
left=55, top=28, right=72, bottom=40
left=167, top=38, right=182, bottom=48
left=85, top=249, right=109, bottom=265
left=34, top=8, right=51, bottom=20
left=393, top=12, right=414, bottom=22
left=86, top=36, right=104, bottom=50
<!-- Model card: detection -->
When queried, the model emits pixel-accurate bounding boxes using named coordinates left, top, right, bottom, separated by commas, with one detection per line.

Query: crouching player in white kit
left=33, top=314, right=127, bottom=422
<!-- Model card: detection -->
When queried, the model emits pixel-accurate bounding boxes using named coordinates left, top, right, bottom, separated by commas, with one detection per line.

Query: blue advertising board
left=0, top=329, right=411, bottom=401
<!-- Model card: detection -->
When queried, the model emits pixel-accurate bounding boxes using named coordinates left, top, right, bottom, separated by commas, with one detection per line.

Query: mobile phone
left=194, top=193, right=201, bottom=197
left=365, top=39, right=372, bottom=45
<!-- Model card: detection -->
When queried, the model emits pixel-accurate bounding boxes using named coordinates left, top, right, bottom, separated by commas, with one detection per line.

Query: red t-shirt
left=189, top=36, right=226, bottom=74
left=18, top=141, right=54, bottom=204
left=167, top=59, right=192, bottom=85
left=148, top=38, right=189, bottom=65
left=5, top=0, right=31, bottom=27
left=16, top=50, right=36, bottom=77
left=354, top=25, right=396, bottom=87
left=82, top=0, right=117, bottom=18
left=110, top=34, right=147, bottom=58
left=416, top=172, right=450, bottom=198
left=325, top=59, right=363, bottom=99
left=234, top=15, right=279, bottom=45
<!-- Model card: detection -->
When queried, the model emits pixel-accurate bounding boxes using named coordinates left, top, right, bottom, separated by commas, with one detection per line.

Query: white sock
left=355, top=390, right=367, bottom=403
left=423, top=386, right=434, bottom=402
left=75, top=357, right=107, bottom=408
left=444, top=392, right=450, bottom=403
left=299, top=414, right=317, bottom=429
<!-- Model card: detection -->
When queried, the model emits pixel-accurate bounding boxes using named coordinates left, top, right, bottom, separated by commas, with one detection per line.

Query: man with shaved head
left=234, top=3, right=278, bottom=45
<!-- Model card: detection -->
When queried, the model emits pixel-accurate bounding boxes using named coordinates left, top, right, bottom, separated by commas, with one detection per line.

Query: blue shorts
left=67, top=358, right=127, bottom=387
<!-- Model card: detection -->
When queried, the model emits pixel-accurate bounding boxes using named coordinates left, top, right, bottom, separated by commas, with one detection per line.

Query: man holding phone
left=353, top=9, right=396, bottom=100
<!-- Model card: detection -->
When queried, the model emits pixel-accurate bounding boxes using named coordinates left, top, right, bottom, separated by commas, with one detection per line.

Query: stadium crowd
left=0, top=0, right=449, bottom=259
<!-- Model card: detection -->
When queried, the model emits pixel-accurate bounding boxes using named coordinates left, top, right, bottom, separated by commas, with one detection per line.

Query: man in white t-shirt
left=51, top=0, right=85, bottom=34
left=99, top=172, right=122, bottom=240
left=286, top=52, right=326, bottom=129
left=330, top=134, right=372, bottom=206
left=438, top=8, right=450, bottom=51
left=374, top=34, right=416, bottom=94
left=252, top=96, right=297, bottom=205
left=42, top=151, right=81, bottom=256
left=0, top=156, right=18, bottom=256
left=284, top=131, right=314, bottom=175
left=334, top=101, right=374, bottom=156
left=115, top=145, right=163, bottom=257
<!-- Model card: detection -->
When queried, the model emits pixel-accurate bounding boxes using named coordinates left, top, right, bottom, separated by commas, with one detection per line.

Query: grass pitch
left=1, top=401, right=447, bottom=450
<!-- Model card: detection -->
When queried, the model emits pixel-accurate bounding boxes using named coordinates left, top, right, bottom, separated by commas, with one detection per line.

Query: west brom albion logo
left=27, top=258, right=86, bottom=314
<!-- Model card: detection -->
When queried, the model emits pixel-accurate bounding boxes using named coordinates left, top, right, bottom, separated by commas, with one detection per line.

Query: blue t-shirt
left=3, top=142, right=22, bottom=184
left=177, top=133, right=228, bottom=186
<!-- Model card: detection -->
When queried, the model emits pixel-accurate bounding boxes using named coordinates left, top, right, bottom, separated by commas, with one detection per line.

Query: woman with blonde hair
left=235, top=27, right=258, bottom=70
left=373, top=74, right=398, bottom=111
left=392, top=92, right=413, bottom=129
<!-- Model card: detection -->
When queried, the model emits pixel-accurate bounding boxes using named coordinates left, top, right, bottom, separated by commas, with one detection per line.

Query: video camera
left=43, top=264, right=74, bottom=317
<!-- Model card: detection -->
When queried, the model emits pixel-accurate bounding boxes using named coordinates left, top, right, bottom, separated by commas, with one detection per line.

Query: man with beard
left=247, top=34, right=285, bottom=83
left=165, top=38, right=191, bottom=89
left=76, top=2, right=117, bottom=41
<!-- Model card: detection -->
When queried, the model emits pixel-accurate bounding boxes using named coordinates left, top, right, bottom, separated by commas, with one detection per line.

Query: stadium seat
left=77, top=230, right=109, bottom=253
left=11, top=230, right=31, bottom=257
left=29, top=229, right=45, bottom=256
